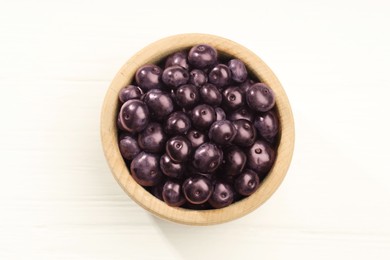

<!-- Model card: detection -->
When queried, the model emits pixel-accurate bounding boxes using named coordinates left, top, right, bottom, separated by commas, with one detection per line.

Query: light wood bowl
left=101, top=34, right=295, bottom=225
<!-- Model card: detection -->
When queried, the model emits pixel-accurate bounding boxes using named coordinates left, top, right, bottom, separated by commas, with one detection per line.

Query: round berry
left=222, top=146, right=247, bottom=176
left=118, top=134, right=140, bottom=161
left=208, top=181, right=234, bottom=209
left=119, top=99, right=149, bottom=133
left=254, top=110, right=279, bottom=143
left=119, top=85, right=143, bottom=103
left=192, top=143, right=223, bottom=173
left=175, top=84, right=199, bottom=109
left=209, top=64, right=231, bottom=87
left=165, top=51, right=189, bottom=70
left=188, top=44, right=218, bottom=69
left=166, top=136, right=192, bottom=163
left=135, top=64, right=162, bottom=91
left=190, top=104, right=216, bottom=130
left=137, top=122, right=166, bottom=153
left=222, top=86, right=244, bottom=111
left=160, top=154, right=184, bottom=179
left=143, top=89, right=174, bottom=119
left=208, top=120, right=237, bottom=146
left=130, top=152, right=162, bottom=186
left=232, top=119, right=256, bottom=147
left=246, top=140, right=275, bottom=174
left=186, top=129, right=208, bottom=149
left=182, top=176, right=213, bottom=204
left=189, top=69, right=208, bottom=87
left=228, top=59, right=248, bottom=83
left=235, top=169, right=259, bottom=196
left=162, top=180, right=186, bottom=207
left=162, top=65, right=189, bottom=88
left=246, top=83, right=275, bottom=112
left=199, top=83, right=222, bottom=106
left=164, top=111, right=191, bottom=135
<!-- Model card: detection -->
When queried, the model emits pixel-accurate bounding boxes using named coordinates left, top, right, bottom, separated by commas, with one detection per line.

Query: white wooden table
left=1, top=0, right=389, bottom=259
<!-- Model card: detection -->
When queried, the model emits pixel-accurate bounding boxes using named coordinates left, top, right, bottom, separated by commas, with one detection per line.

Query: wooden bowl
left=101, top=34, right=295, bottom=225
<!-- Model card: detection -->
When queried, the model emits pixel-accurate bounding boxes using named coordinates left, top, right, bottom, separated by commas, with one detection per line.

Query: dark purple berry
left=186, top=129, right=207, bottom=149
left=162, top=180, right=186, bottom=207
left=166, top=136, right=192, bottom=163
left=165, top=51, right=189, bottom=70
left=130, top=152, right=162, bottom=186
left=232, top=119, right=256, bottom=147
left=235, top=169, right=259, bottom=196
left=188, top=44, right=218, bottom=69
left=119, top=134, right=140, bottom=161
left=222, top=86, right=244, bottom=111
left=175, top=84, right=199, bottom=109
left=208, top=64, right=231, bottom=87
left=246, top=140, right=275, bottom=174
left=160, top=154, right=184, bottom=179
left=254, top=110, right=279, bottom=143
left=222, top=146, right=246, bottom=176
left=137, top=122, right=166, bottom=153
left=240, top=79, right=255, bottom=93
left=192, top=143, right=223, bottom=173
left=135, top=64, right=162, bottom=91
left=189, top=69, right=208, bottom=87
left=246, top=83, right=275, bottom=112
left=119, top=85, right=143, bottom=103
left=228, top=106, right=254, bottom=122
left=208, top=120, right=237, bottom=146
left=215, top=107, right=226, bottom=121
left=120, top=99, right=149, bottom=133
left=190, top=104, right=216, bottom=130
left=151, top=182, right=164, bottom=201
left=164, top=111, right=191, bottom=135
left=143, top=89, right=174, bottom=119
left=182, top=176, right=213, bottom=204
left=208, top=181, right=234, bottom=209
left=228, top=59, right=248, bottom=83
left=199, top=83, right=222, bottom=106
left=162, top=65, right=189, bottom=88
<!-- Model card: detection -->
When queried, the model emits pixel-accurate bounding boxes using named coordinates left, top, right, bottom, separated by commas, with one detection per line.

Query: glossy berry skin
left=215, top=107, right=226, bottom=121
left=189, top=69, right=207, bottom=87
left=166, top=136, right=192, bottom=163
left=208, top=64, right=231, bottom=87
left=208, top=120, right=237, bottom=146
left=254, top=110, right=279, bottom=142
left=199, top=83, right=222, bottom=106
left=137, top=122, right=166, bottom=153
left=228, top=106, right=254, bottom=122
left=120, top=99, right=149, bottom=133
left=192, top=143, right=223, bottom=173
left=162, top=180, right=186, bottom=207
left=182, top=176, right=213, bottom=204
left=222, top=86, right=245, bottom=111
left=188, top=44, right=218, bottom=69
left=232, top=119, right=257, bottom=147
left=246, top=83, right=275, bottom=112
left=164, top=111, right=191, bottom=135
left=160, top=154, right=184, bottom=179
left=119, top=85, right=143, bottom=103
left=165, top=51, right=189, bottom=70
left=175, top=84, right=199, bottom=109
left=246, top=140, right=275, bottom=174
left=130, top=152, right=162, bottom=186
left=143, top=89, right=174, bottom=119
left=190, top=104, right=216, bottom=130
left=135, top=64, right=162, bottom=91
left=240, top=79, right=255, bottom=93
left=119, top=134, right=140, bottom=161
left=208, top=181, right=234, bottom=209
left=186, top=129, right=207, bottom=149
left=228, top=59, right=248, bottom=83
left=222, top=146, right=247, bottom=176
left=235, top=169, right=260, bottom=196
left=162, top=65, right=189, bottom=88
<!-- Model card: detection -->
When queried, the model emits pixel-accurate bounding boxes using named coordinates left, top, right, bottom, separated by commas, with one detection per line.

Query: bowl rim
left=100, top=33, right=295, bottom=225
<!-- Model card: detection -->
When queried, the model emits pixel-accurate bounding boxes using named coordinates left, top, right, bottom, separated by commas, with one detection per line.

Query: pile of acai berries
left=117, top=44, right=279, bottom=209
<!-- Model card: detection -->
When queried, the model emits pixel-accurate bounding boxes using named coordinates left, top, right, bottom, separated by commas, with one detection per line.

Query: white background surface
left=1, top=0, right=389, bottom=259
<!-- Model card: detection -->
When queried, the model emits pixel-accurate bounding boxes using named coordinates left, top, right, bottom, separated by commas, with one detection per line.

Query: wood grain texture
left=101, top=34, right=295, bottom=225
